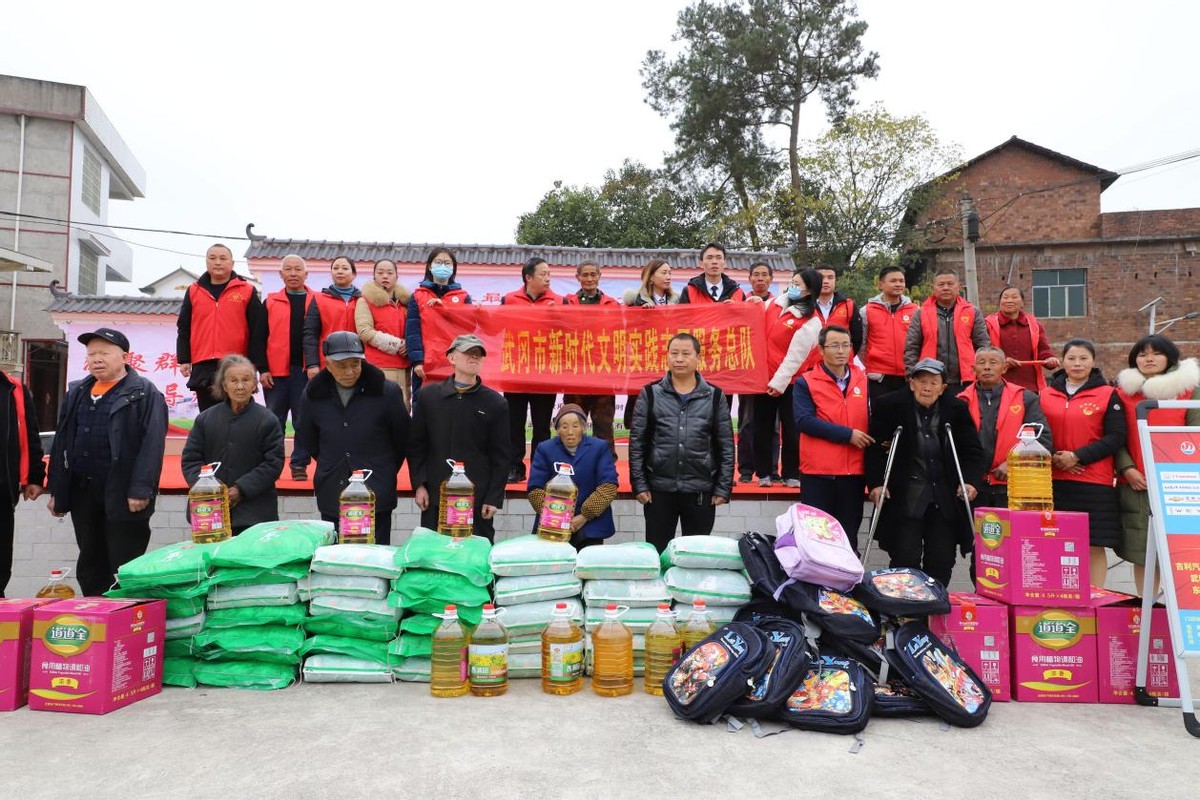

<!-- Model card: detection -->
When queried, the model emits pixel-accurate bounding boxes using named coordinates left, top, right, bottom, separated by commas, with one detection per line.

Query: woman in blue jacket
left=527, top=404, right=618, bottom=548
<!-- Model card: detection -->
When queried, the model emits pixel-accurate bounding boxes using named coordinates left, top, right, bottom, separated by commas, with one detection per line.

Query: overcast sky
left=4, top=1, right=1199, bottom=290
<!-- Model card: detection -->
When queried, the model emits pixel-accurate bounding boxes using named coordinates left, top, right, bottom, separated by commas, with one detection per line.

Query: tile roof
left=46, top=295, right=182, bottom=316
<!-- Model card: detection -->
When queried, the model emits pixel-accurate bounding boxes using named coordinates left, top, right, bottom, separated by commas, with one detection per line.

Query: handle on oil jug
left=445, top=458, right=465, bottom=472
left=204, top=461, right=222, bottom=473
left=352, top=468, right=374, bottom=481
left=1018, top=423, right=1043, bottom=439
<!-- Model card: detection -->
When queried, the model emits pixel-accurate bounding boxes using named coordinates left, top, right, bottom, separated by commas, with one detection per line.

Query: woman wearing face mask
left=624, top=258, right=677, bottom=307
left=527, top=404, right=619, bottom=549
left=1041, top=339, right=1126, bottom=587
left=405, top=247, right=474, bottom=401
left=1114, top=334, right=1200, bottom=594
left=303, top=255, right=362, bottom=378
left=356, top=259, right=413, bottom=407
left=181, top=355, right=284, bottom=534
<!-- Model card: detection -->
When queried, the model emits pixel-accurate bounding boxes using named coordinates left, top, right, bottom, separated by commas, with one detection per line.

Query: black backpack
left=775, top=652, right=875, bottom=735
left=724, top=616, right=814, bottom=719
left=819, top=631, right=885, bottom=677
left=873, top=678, right=935, bottom=718
left=883, top=620, right=992, bottom=728
left=739, top=531, right=790, bottom=602
left=663, top=622, right=772, bottom=724
left=789, top=581, right=881, bottom=644
left=854, top=568, right=951, bottom=617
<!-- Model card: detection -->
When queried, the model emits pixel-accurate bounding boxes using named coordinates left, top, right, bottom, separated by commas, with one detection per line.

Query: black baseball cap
left=322, top=331, right=365, bottom=362
left=77, top=327, right=130, bottom=353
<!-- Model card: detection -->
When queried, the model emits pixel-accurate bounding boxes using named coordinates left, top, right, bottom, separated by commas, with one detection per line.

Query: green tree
left=514, top=182, right=609, bottom=248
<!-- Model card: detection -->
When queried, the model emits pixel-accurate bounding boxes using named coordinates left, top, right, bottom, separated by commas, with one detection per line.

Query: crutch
left=863, top=425, right=902, bottom=564
left=944, top=422, right=976, bottom=534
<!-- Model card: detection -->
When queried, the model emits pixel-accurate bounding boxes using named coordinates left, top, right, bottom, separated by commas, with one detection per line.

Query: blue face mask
left=430, top=264, right=454, bottom=282
left=787, top=286, right=803, bottom=302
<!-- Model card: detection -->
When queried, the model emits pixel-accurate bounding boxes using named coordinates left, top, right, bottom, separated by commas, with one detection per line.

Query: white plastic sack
left=165, top=611, right=205, bottom=640
left=663, top=567, right=751, bottom=607
left=310, top=544, right=404, bottom=580
left=574, top=542, right=660, bottom=580
left=392, top=657, right=431, bottom=682
left=508, top=652, right=542, bottom=679
left=494, top=573, right=582, bottom=606
left=582, top=578, right=671, bottom=608
left=496, top=598, right=584, bottom=638
left=207, top=582, right=299, bottom=610
left=308, top=595, right=402, bottom=623
left=673, top=602, right=738, bottom=628
left=664, top=535, right=745, bottom=571
left=302, top=654, right=393, bottom=683
left=508, top=638, right=542, bottom=655
left=298, top=574, right=389, bottom=602
left=489, top=535, right=577, bottom=577
left=584, top=605, right=661, bottom=634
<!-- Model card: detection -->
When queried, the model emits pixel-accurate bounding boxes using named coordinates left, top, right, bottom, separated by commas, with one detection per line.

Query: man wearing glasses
left=792, top=324, right=874, bottom=552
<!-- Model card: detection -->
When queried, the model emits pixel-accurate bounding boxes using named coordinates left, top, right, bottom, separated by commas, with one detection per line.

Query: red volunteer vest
left=563, top=292, right=619, bottom=306
left=313, top=291, right=359, bottom=369
left=5, top=374, right=29, bottom=482
left=502, top=289, right=562, bottom=306
left=920, top=296, right=978, bottom=382
left=264, top=287, right=315, bottom=377
left=799, top=365, right=869, bottom=476
left=412, top=285, right=470, bottom=309
left=765, top=306, right=812, bottom=376
left=986, top=311, right=1047, bottom=391
left=864, top=299, right=916, bottom=376
left=1116, top=387, right=1190, bottom=475
left=186, top=277, right=252, bottom=363
left=365, top=300, right=409, bottom=369
left=798, top=298, right=858, bottom=375
left=1040, top=383, right=1119, bottom=485
left=959, top=380, right=1027, bottom=482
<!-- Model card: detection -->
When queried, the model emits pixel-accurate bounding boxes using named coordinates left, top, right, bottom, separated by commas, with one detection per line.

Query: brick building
left=907, top=136, right=1200, bottom=374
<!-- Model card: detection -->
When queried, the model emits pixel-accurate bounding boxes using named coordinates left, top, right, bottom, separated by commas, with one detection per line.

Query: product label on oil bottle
left=189, top=497, right=225, bottom=533
left=539, top=496, right=575, bottom=532
left=444, top=493, right=474, bottom=527
left=339, top=503, right=374, bottom=542
left=468, top=643, right=508, bottom=685
left=548, top=640, right=584, bottom=681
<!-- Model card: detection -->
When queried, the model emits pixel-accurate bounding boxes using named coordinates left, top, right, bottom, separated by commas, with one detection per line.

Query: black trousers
left=570, top=532, right=603, bottom=550
left=70, top=476, right=152, bottom=597
left=868, top=375, right=907, bottom=406
left=975, top=482, right=1008, bottom=512
left=323, top=507, right=394, bottom=547
left=563, top=394, right=617, bottom=459
left=753, top=389, right=799, bottom=480
left=642, top=490, right=716, bottom=552
left=263, top=368, right=311, bottom=467
left=736, top=395, right=755, bottom=478
left=799, top=475, right=866, bottom=552
left=884, top=504, right=960, bottom=588
left=506, top=393, right=555, bottom=471
left=0, top=503, right=13, bottom=597
left=418, top=503, right=497, bottom=543
left=187, top=360, right=222, bottom=412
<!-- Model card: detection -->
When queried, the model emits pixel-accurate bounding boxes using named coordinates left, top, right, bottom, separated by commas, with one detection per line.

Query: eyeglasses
left=822, top=343, right=853, bottom=350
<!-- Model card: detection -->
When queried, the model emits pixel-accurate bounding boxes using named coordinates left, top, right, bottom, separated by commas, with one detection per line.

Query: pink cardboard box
left=974, top=508, right=1089, bottom=607
left=1095, top=599, right=1180, bottom=704
left=28, top=598, right=165, bottom=715
left=0, top=598, right=54, bottom=711
left=930, top=592, right=1011, bottom=701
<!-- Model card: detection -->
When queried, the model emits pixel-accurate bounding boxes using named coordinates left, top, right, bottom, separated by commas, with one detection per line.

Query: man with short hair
left=629, top=333, right=734, bottom=551
left=1, top=367, right=44, bottom=597
left=678, top=243, right=749, bottom=304
left=409, top=334, right=511, bottom=542
left=747, top=262, right=775, bottom=302
left=861, top=265, right=917, bottom=404
left=813, top=266, right=863, bottom=350
left=793, top=325, right=874, bottom=551
left=905, top=268, right=990, bottom=396
left=562, top=260, right=618, bottom=459
left=177, top=243, right=267, bottom=411
left=47, top=328, right=168, bottom=596
left=261, top=254, right=317, bottom=481
left=296, top=331, right=409, bottom=545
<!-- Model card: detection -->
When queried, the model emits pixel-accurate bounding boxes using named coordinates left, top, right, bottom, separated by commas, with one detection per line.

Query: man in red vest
left=678, top=243, right=750, bottom=304
left=562, top=260, right=619, bottom=459
left=985, top=285, right=1059, bottom=392
left=957, top=345, right=1052, bottom=511
left=814, top=266, right=863, bottom=351
left=261, top=254, right=317, bottom=481
left=904, top=268, right=989, bottom=396
left=177, top=243, right=267, bottom=411
left=1, top=368, right=44, bottom=597
left=860, top=265, right=916, bottom=404
left=793, top=325, right=874, bottom=551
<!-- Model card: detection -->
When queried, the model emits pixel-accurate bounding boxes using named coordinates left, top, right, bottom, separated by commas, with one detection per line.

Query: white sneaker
left=758, top=477, right=772, bottom=487
left=784, top=478, right=802, bottom=489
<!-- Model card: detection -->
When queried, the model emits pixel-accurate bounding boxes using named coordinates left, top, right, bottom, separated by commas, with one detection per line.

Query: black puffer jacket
left=629, top=373, right=734, bottom=498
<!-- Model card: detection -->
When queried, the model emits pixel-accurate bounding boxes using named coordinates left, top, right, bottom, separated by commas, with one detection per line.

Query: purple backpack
left=773, top=503, right=864, bottom=592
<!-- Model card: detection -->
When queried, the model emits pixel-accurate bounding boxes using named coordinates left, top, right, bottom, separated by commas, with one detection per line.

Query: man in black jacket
left=630, top=332, right=734, bottom=551
left=1, top=368, right=45, bottom=597
left=296, top=332, right=409, bottom=545
left=865, top=358, right=986, bottom=587
left=409, top=334, right=511, bottom=541
left=47, top=328, right=168, bottom=596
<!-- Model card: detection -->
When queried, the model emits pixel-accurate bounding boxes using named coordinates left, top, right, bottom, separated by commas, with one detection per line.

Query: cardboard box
left=974, top=508, right=1089, bottom=607
left=929, top=592, right=1011, bottom=701
left=1095, top=599, right=1180, bottom=704
left=28, top=598, right=166, bottom=715
left=0, top=598, right=54, bottom=711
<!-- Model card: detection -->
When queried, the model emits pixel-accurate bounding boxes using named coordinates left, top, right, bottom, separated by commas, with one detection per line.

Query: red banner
left=420, top=304, right=767, bottom=393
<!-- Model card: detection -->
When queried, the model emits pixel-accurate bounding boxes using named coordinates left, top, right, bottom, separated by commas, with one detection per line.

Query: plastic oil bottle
left=643, top=603, right=682, bottom=696
left=541, top=601, right=584, bottom=695
left=592, top=604, right=633, bottom=697
left=439, top=460, right=475, bottom=537
left=680, top=599, right=716, bottom=651
left=536, top=462, right=578, bottom=543
left=339, top=469, right=376, bottom=544
left=1007, top=423, right=1054, bottom=512
left=431, top=604, right=470, bottom=697
left=469, top=603, right=509, bottom=697
left=188, top=462, right=232, bottom=544
left=36, top=568, right=76, bottom=599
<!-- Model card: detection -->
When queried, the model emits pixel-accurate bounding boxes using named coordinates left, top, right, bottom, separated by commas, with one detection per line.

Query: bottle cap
left=50, top=569, right=65, bottom=579
left=444, top=604, right=457, bottom=613
left=483, top=603, right=495, bottom=612
left=555, top=602, right=568, bottom=610
left=658, top=603, right=671, bottom=612
left=606, top=603, right=618, bottom=611
left=694, top=599, right=707, bottom=610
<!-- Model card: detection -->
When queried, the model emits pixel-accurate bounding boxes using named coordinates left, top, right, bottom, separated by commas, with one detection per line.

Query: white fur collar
left=1117, top=357, right=1200, bottom=399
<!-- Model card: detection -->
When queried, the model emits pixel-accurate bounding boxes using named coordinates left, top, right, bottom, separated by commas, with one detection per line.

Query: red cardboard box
left=974, top=508, right=1089, bottom=607
left=1095, top=599, right=1180, bottom=704
left=930, top=592, right=1011, bottom=701
left=28, top=598, right=166, bottom=715
left=0, top=598, right=54, bottom=711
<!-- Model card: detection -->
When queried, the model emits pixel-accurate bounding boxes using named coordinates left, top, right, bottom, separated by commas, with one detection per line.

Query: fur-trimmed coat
left=355, top=280, right=413, bottom=364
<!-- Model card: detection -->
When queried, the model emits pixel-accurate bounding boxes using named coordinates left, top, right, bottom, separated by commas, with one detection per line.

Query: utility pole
left=960, top=193, right=980, bottom=305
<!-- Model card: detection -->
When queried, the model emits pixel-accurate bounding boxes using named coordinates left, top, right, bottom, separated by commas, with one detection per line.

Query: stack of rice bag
left=189, top=520, right=334, bottom=690
left=577, top=542, right=667, bottom=677
left=662, top=536, right=751, bottom=627
left=488, top=535, right=582, bottom=678
left=389, top=528, right=493, bottom=682
left=299, top=544, right=403, bottom=683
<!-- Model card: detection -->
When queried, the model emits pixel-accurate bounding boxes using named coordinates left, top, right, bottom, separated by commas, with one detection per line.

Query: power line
left=0, top=209, right=248, bottom=241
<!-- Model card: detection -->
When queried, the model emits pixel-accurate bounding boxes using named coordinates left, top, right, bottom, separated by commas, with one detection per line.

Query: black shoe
left=290, top=464, right=308, bottom=481
left=507, top=467, right=526, bottom=484
left=738, top=473, right=754, bottom=484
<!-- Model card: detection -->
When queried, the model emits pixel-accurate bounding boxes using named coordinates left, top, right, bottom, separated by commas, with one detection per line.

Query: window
left=78, top=247, right=99, bottom=295
left=1032, top=268, right=1086, bottom=318
left=81, top=147, right=102, bottom=215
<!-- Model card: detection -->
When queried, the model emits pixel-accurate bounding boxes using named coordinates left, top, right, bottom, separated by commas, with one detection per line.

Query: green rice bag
left=574, top=542, right=660, bottom=580
left=302, top=613, right=398, bottom=642
left=210, top=520, right=334, bottom=569
left=399, top=613, right=441, bottom=635
left=203, top=604, right=307, bottom=630
left=489, top=535, right=577, bottom=577
left=194, top=659, right=298, bottom=690
left=663, top=535, right=745, bottom=571
left=393, top=528, right=492, bottom=587
left=115, top=541, right=219, bottom=588
left=303, top=654, right=392, bottom=683
left=165, top=638, right=200, bottom=658
left=162, top=656, right=201, bottom=688
left=207, top=564, right=310, bottom=587
left=663, top=567, right=751, bottom=606
left=299, top=634, right=390, bottom=664
left=165, top=596, right=207, bottom=619
left=207, top=582, right=299, bottom=609
left=387, top=634, right=432, bottom=658
left=310, top=544, right=404, bottom=579
left=391, top=569, right=492, bottom=611
left=309, top=595, right=401, bottom=623
left=165, top=611, right=205, bottom=640
left=192, top=624, right=306, bottom=664
left=298, top=573, right=389, bottom=602
left=493, top=573, right=582, bottom=606
left=107, top=582, right=209, bottom=600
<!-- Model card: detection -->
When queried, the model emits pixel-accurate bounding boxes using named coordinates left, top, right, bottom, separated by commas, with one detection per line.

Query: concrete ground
left=2, top=673, right=1197, bottom=799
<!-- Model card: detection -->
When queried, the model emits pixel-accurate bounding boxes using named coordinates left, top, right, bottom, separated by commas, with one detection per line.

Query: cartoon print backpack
left=788, top=581, right=881, bottom=645
left=724, top=615, right=814, bottom=720
left=883, top=620, right=992, bottom=728
left=775, top=652, right=875, bottom=735
left=662, top=622, right=771, bottom=724
left=774, top=504, right=863, bottom=592
left=853, top=567, right=951, bottom=617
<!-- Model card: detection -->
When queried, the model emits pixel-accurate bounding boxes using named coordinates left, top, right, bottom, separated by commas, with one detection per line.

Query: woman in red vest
left=356, top=258, right=412, bottom=408
left=303, top=255, right=362, bottom=377
left=1040, top=339, right=1126, bottom=586
left=985, top=286, right=1058, bottom=392
left=1114, top=334, right=1200, bottom=594
left=405, top=247, right=474, bottom=401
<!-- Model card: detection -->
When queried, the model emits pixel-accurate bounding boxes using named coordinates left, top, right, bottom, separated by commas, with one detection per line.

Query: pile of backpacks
left=660, top=503, right=993, bottom=735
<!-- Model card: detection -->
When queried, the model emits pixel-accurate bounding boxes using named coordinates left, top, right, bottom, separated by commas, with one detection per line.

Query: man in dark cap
left=296, top=331, right=409, bottom=545
left=47, top=328, right=168, bottom=595
left=408, top=334, right=511, bottom=541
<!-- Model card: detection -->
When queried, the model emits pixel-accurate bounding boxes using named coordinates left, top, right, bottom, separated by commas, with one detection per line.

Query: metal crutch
left=944, top=422, right=976, bottom=532
left=862, top=425, right=903, bottom=564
